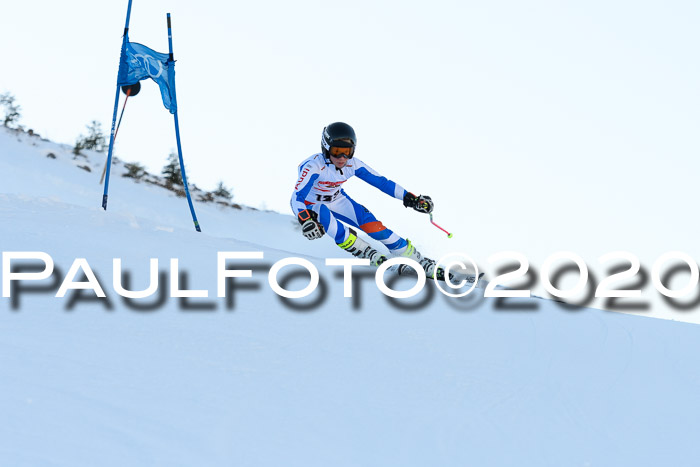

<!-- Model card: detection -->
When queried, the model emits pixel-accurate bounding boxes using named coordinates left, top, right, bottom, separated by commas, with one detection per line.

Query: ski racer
left=290, top=121, right=447, bottom=280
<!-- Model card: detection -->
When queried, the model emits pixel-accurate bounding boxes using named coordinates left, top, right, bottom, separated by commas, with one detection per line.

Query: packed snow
left=2, top=126, right=700, bottom=466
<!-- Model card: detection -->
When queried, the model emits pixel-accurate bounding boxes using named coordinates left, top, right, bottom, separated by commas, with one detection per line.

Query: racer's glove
left=297, top=209, right=325, bottom=240
left=403, top=192, right=434, bottom=214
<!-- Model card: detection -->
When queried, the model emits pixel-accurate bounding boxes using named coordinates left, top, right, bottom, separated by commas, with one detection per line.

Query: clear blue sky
left=2, top=0, right=698, bottom=269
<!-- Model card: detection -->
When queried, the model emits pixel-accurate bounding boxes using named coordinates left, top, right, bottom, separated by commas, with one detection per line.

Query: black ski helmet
left=321, top=122, right=356, bottom=158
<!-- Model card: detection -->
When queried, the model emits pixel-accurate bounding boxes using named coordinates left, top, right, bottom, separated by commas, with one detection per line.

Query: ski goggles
left=329, top=146, right=354, bottom=158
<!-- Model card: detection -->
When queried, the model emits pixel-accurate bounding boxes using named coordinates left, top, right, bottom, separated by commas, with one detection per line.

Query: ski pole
left=100, top=87, right=132, bottom=185
left=429, top=213, right=453, bottom=238
left=113, top=88, right=131, bottom=142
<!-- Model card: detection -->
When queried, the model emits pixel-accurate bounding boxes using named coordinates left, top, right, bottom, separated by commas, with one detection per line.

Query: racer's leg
left=330, top=196, right=448, bottom=279
left=308, top=201, right=386, bottom=266
left=331, top=195, right=409, bottom=254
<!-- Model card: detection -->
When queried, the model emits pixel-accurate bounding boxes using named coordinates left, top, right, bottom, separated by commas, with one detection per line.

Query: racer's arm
left=353, top=159, right=406, bottom=200
left=291, top=160, right=321, bottom=214
left=291, top=160, right=327, bottom=239
left=353, top=159, right=434, bottom=214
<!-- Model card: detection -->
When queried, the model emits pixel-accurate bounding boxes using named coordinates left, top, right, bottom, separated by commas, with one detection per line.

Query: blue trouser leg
left=313, top=196, right=408, bottom=253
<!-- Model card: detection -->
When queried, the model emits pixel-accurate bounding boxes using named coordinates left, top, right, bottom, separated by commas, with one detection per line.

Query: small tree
left=74, top=120, right=107, bottom=156
left=123, top=162, right=147, bottom=180
left=162, top=151, right=183, bottom=185
left=0, top=92, right=21, bottom=128
left=212, top=181, right=233, bottom=200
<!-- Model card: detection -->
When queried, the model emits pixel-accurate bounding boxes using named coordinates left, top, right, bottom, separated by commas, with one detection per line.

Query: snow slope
left=2, top=127, right=700, bottom=466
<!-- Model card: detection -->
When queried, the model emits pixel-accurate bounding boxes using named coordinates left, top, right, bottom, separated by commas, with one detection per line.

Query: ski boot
left=337, top=229, right=387, bottom=267
left=396, top=239, right=448, bottom=280
left=398, top=240, right=483, bottom=285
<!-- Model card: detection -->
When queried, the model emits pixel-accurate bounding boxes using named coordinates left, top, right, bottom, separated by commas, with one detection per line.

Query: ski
left=392, top=263, right=485, bottom=288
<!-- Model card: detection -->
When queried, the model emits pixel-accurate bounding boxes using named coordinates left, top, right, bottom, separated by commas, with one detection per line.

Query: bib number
left=315, top=190, right=340, bottom=202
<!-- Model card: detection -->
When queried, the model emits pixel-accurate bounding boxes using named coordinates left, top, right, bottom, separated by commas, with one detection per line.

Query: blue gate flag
left=117, top=38, right=177, bottom=114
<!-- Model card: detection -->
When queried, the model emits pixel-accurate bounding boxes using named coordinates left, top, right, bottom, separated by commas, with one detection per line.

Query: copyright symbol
left=434, top=252, right=480, bottom=298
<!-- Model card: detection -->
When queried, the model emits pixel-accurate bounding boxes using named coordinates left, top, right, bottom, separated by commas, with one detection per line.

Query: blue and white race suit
left=290, top=153, right=409, bottom=253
